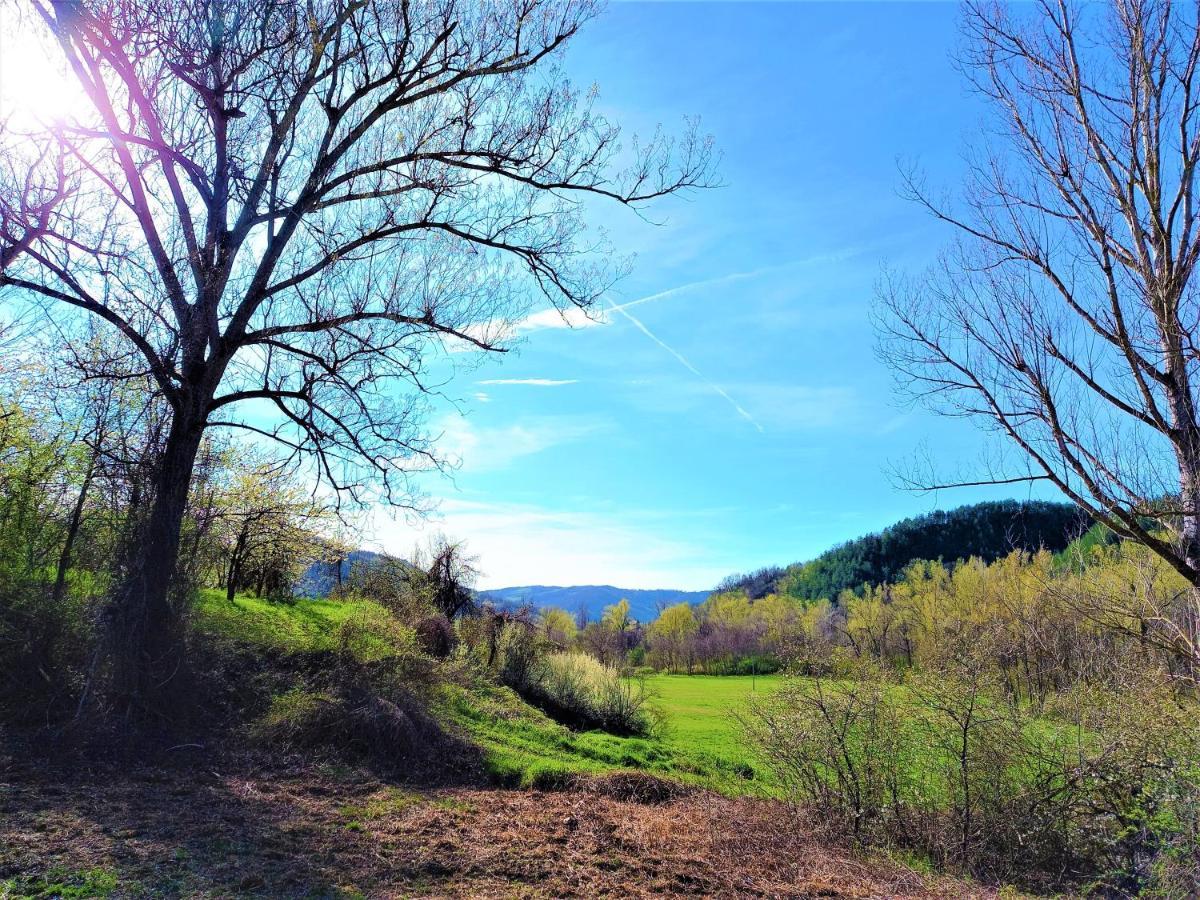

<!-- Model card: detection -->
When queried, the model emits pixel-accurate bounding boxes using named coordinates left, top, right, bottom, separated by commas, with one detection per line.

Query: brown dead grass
left=0, top=760, right=1016, bottom=898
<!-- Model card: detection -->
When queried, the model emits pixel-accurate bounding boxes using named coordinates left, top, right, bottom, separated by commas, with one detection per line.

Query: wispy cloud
left=433, top=413, right=609, bottom=473
left=477, top=378, right=579, bottom=387
left=509, top=306, right=600, bottom=335
left=370, top=498, right=733, bottom=591
left=606, top=299, right=765, bottom=433
left=498, top=254, right=854, bottom=340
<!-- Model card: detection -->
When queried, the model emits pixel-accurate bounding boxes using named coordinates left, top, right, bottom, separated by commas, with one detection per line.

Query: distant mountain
left=299, top=561, right=706, bottom=622
left=478, top=585, right=711, bottom=623
left=296, top=550, right=382, bottom=597
left=721, top=500, right=1089, bottom=603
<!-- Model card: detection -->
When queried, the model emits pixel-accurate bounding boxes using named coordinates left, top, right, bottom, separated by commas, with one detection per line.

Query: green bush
left=525, top=652, right=656, bottom=737
left=745, top=673, right=914, bottom=840
left=335, top=604, right=419, bottom=664
left=746, top=664, right=1200, bottom=890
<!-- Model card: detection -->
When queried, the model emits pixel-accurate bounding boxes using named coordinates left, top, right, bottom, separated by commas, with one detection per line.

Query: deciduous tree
left=878, top=0, right=1200, bottom=670
left=0, top=0, right=712, bottom=712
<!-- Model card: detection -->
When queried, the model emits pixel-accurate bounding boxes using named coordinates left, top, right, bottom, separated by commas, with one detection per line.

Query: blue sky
left=374, top=2, right=1059, bottom=590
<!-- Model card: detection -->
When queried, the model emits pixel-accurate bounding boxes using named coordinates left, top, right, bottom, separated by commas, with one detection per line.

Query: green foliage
left=747, top=665, right=1200, bottom=888
left=0, top=866, right=120, bottom=898
left=762, top=500, right=1087, bottom=603
left=539, top=606, right=577, bottom=648
left=1051, top=521, right=1121, bottom=569
left=525, top=652, right=655, bottom=736
left=0, top=404, right=95, bottom=717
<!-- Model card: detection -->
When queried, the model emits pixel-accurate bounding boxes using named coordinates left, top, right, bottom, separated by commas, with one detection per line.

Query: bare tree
left=420, top=533, right=478, bottom=618
left=877, top=0, right=1200, bottom=668
left=0, top=0, right=713, bottom=711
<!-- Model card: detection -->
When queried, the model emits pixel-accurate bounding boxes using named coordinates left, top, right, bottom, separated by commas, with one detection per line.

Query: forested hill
left=479, top=585, right=710, bottom=623
left=723, top=500, right=1088, bottom=602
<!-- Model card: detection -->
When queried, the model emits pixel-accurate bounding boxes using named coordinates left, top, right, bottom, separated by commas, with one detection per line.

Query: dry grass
left=0, top=758, right=1017, bottom=898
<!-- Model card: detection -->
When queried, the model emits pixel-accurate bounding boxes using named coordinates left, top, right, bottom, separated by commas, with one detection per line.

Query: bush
left=0, top=581, right=92, bottom=722
left=523, top=652, right=656, bottom=736
left=248, top=685, right=454, bottom=772
left=727, top=654, right=782, bottom=676
left=335, top=604, right=419, bottom=665
left=744, top=672, right=914, bottom=841
left=414, top=614, right=455, bottom=658
left=492, top=617, right=540, bottom=688
left=746, top=664, right=1200, bottom=890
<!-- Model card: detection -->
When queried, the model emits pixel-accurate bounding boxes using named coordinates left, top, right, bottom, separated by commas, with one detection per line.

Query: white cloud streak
left=434, top=412, right=608, bottom=472
left=461, top=254, right=857, bottom=348
left=606, top=299, right=765, bottom=433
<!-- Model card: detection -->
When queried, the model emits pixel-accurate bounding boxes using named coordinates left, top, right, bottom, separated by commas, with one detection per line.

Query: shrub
left=747, top=663, right=1200, bottom=890
left=0, top=581, right=92, bottom=722
left=414, top=614, right=455, bottom=658
left=523, top=652, right=656, bottom=736
left=744, top=672, right=914, bottom=841
left=728, top=654, right=782, bottom=676
left=492, top=617, right=540, bottom=688
left=335, top=604, right=419, bottom=665
left=248, top=685, right=452, bottom=772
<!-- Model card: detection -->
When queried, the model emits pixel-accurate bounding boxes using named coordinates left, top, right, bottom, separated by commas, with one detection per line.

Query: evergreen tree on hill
left=724, top=500, right=1087, bottom=602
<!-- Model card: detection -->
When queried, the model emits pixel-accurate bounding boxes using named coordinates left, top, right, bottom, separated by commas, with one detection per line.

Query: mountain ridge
left=478, top=584, right=711, bottom=622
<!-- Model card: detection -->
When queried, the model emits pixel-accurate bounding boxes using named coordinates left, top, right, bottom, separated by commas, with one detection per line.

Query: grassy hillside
left=192, top=592, right=777, bottom=796
left=194, top=590, right=372, bottom=652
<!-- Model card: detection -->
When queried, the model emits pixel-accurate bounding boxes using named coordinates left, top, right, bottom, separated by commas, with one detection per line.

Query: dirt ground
left=0, top=760, right=1003, bottom=899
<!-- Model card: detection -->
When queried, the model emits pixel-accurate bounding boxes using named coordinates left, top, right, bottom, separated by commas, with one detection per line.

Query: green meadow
left=190, top=596, right=1075, bottom=806
left=645, top=673, right=780, bottom=768
left=443, top=672, right=781, bottom=795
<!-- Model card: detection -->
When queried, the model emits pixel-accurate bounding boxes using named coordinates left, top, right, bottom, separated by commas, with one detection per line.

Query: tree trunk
left=226, top=558, right=239, bottom=603
left=1176, top=475, right=1200, bottom=680
left=52, top=456, right=96, bottom=605
left=226, top=530, right=248, bottom=602
left=103, top=409, right=205, bottom=718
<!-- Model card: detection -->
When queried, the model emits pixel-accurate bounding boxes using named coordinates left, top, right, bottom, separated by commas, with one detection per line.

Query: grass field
left=645, top=673, right=780, bottom=762
left=443, top=675, right=780, bottom=796
left=446, top=671, right=783, bottom=795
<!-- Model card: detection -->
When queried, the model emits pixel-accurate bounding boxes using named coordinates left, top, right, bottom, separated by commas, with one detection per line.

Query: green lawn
left=447, top=672, right=782, bottom=795
left=645, top=673, right=780, bottom=762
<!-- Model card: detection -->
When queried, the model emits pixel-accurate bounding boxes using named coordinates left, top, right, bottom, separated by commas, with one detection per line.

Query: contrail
left=606, top=299, right=764, bottom=433
left=611, top=252, right=858, bottom=318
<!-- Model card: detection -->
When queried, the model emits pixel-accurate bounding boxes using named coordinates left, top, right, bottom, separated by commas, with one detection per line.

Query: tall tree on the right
left=877, top=0, right=1200, bottom=671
